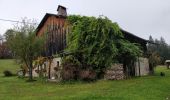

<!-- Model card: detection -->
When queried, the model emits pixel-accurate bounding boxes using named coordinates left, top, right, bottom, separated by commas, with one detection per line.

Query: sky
left=0, top=0, right=170, bottom=43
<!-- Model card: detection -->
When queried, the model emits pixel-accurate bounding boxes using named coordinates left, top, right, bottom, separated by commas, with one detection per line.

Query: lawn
left=0, top=59, right=170, bottom=100
left=0, top=59, right=20, bottom=75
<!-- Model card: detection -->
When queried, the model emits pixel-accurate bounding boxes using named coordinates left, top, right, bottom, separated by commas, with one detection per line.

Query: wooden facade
left=36, top=14, right=68, bottom=56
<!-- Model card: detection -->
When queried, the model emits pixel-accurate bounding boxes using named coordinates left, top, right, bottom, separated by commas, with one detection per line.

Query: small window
left=57, top=61, right=59, bottom=67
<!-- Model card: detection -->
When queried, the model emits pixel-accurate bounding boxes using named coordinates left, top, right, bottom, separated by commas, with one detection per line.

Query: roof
left=120, top=29, right=148, bottom=43
left=36, top=13, right=148, bottom=44
left=36, top=13, right=66, bottom=34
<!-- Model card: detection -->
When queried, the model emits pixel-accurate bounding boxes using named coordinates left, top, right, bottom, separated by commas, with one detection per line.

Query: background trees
left=148, top=35, right=170, bottom=64
left=0, top=34, right=12, bottom=59
left=147, top=35, right=170, bottom=73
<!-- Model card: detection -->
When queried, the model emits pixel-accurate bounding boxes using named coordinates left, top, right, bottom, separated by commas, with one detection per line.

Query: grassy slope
left=0, top=59, right=170, bottom=100
left=0, top=59, right=19, bottom=75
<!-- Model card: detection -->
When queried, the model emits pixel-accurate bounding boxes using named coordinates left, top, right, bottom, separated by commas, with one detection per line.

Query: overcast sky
left=0, top=0, right=170, bottom=43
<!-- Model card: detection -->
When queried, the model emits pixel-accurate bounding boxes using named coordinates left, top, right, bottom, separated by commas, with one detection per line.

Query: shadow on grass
left=26, top=79, right=37, bottom=82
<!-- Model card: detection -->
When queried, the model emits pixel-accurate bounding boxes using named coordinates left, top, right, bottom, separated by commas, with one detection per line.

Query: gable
left=36, top=13, right=66, bottom=36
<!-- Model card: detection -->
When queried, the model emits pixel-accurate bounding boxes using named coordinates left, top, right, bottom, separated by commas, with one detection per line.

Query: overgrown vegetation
left=63, top=15, right=142, bottom=78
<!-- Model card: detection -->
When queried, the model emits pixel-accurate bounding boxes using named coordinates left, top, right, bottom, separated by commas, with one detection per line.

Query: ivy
left=64, top=15, right=142, bottom=75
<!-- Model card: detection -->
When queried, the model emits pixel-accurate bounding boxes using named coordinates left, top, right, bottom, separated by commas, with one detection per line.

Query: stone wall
left=28, top=57, right=149, bottom=80
left=104, top=64, right=124, bottom=80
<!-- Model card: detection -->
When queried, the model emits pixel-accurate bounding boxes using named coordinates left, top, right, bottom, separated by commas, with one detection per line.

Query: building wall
left=104, top=64, right=125, bottom=80
left=37, top=16, right=68, bottom=56
left=37, top=16, right=66, bottom=36
left=29, top=57, right=149, bottom=80
left=47, top=57, right=62, bottom=80
left=135, top=57, right=150, bottom=76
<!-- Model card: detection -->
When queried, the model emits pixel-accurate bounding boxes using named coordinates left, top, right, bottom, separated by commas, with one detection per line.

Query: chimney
left=57, top=5, right=67, bottom=17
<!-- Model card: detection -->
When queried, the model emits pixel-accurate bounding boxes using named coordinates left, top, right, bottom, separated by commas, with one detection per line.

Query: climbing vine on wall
left=64, top=15, right=142, bottom=76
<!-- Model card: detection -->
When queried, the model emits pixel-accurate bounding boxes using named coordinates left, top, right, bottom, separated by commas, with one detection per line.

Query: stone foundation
left=104, top=64, right=124, bottom=80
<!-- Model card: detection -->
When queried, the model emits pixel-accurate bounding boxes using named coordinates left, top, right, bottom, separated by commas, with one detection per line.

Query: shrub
left=160, top=72, right=165, bottom=76
left=3, top=70, right=13, bottom=77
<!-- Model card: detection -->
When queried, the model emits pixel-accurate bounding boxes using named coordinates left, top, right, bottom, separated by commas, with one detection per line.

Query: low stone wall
left=104, top=64, right=124, bottom=80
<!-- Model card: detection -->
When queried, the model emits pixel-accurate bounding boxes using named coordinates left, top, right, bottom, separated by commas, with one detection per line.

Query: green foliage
left=66, top=15, right=123, bottom=70
left=148, top=35, right=170, bottom=64
left=4, top=29, right=16, bottom=42
left=118, top=40, right=143, bottom=62
left=3, top=70, right=13, bottom=77
left=148, top=51, right=161, bottom=74
left=149, top=52, right=161, bottom=67
left=62, top=55, right=81, bottom=66
left=65, top=15, right=142, bottom=76
left=5, top=19, right=45, bottom=80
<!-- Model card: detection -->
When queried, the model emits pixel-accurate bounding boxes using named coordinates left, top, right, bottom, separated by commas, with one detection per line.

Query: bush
left=3, top=70, right=13, bottom=77
left=160, top=72, right=165, bottom=76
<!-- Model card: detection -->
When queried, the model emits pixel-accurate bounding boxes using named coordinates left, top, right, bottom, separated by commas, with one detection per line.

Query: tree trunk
left=149, top=63, right=154, bottom=75
left=167, top=64, right=169, bottom=69
left=29, top=59, right=33, bottom=81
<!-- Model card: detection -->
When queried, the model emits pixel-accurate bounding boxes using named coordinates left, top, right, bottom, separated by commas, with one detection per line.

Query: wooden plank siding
left=36, top=15, right=68, bottom=56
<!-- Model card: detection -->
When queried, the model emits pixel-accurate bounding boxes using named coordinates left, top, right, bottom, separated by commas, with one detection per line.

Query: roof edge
left=120, top=29, right=148, bottom=43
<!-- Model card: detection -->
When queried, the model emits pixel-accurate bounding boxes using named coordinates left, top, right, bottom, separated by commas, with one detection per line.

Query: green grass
left=0, top=59, right=170, bottom=100
left=0, top=59, right=19, bottom=75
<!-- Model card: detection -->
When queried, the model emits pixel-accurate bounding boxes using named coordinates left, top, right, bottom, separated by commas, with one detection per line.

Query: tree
left=148, top=52, right=161, bottom=74
left=0, top=42, right=11, bottom=58
left=148, top=35, right=155, bottom=52
left=147, top=35, right=170, bottom=73
left=1, top=29, right=17, bottom=58
left=4, top=29, right=16, bottom=42
left=148, top=36, right=170, bottom=65
left=5, top=19, right=44, bottom=81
